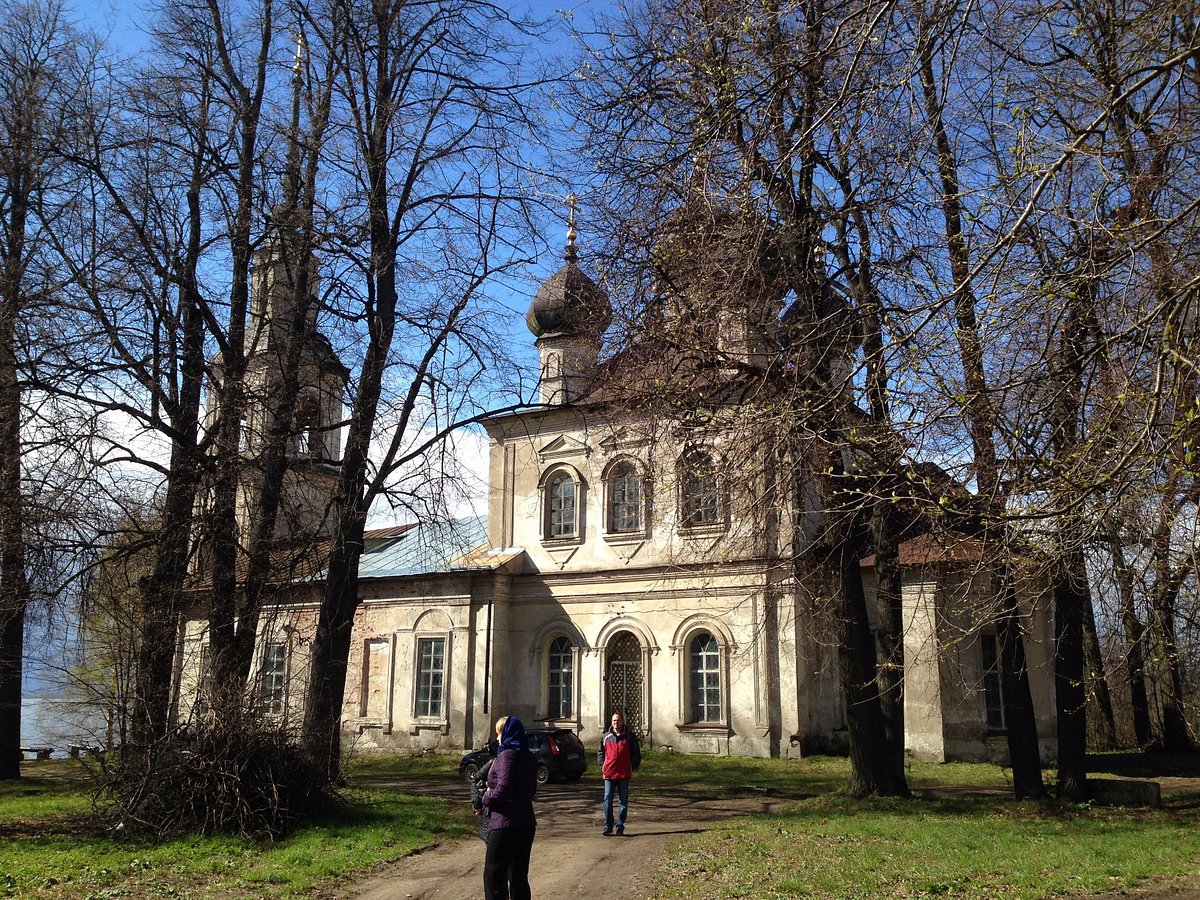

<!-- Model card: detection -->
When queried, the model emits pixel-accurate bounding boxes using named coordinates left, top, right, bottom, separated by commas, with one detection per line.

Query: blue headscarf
left=498, top=715, right=527, bottom=752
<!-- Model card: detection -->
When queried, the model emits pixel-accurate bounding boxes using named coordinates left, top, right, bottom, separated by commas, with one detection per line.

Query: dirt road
left=339, top=779, right=787, bottom=900
left=338, top=758, right=1200, bottom=900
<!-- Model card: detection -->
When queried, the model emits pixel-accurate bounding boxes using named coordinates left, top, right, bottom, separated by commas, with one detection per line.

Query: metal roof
left=358, top=515, right=489, bottom=579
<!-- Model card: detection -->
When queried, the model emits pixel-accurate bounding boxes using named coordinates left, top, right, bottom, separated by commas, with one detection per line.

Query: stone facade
left=174, top=218, right=1059, bottom=764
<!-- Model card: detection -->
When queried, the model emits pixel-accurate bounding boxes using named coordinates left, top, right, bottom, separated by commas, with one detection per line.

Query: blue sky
left=23, top=0, right=619, bottom=696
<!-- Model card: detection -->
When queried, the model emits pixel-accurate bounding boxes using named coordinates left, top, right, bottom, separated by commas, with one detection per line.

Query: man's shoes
left=602, top=828, right=612, bottom=836
left=616, top=828, right=625, bottom=836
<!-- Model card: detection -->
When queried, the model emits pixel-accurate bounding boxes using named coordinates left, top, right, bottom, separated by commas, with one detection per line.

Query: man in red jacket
left=597, top=711, right=641, bottom=836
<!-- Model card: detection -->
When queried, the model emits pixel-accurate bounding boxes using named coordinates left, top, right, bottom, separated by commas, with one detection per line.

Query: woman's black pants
left=483, top=823, right=536, bottom=900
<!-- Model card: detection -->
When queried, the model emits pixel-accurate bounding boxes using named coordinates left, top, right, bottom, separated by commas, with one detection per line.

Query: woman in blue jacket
left=480, top=716, right=538, bottom=900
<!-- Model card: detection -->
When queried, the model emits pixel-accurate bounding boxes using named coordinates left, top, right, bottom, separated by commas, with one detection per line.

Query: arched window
left=607, top=461, right=643, bottom=534
left=688, top=632, right=721, bottom=723
left=546, top=471, right=577, bottom=539
left=680, top=450, right=721, bottom=528
left=547, top=636, right=573, bottom=718
left=293, top=393, right=321, bottom=457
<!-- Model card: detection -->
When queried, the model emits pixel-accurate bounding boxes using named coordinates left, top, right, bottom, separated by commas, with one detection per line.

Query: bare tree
left=297, top=0, right=544, bottom=775
left=0, top=0, right=97, bottom=779
left=572, top=0, right=912, bottom=797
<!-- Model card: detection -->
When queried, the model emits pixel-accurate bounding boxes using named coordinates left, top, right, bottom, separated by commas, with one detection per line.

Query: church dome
left=526, top=208, right=611, bottom=338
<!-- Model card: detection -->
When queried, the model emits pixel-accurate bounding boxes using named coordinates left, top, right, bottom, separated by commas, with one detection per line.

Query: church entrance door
left=605, top=631, right=644, bottom=737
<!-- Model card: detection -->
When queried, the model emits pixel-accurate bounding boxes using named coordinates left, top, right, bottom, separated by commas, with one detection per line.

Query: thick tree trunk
left=1081, top=592, right=1118, bottom=750
left=0, top=308, right=28, bottom=780
left=915, top=1, right=1044, bottom=797
left=870, top=503, right=906, bottom=784
left=0, top=100, right=31, bottom=779
left=204, top=17, right=271, bottom=714
left=836, top=534, right=910, bottom=798
left=1054, top=550, right=1089, bottom=800
left=994, top=569, right=1046, bottom=799
left=1151, top=583, right=1194, bottom=753
left=301, top=518, right=364, bottom=778
left=129, top=392, right=203, bottom=756
left=1108, top=531, right=1151, bottom=747
left=128, top=141, right=207, bottom=761
left=0, top=605, right=23, bottom=780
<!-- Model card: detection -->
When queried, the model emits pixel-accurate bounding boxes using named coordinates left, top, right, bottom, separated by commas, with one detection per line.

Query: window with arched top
left=293, top=393, right=321, bottom=457
left=547, top=635, right=574, bottom=718
left=680, top=450, right=721, bottom=528
left=688, top=632, right=722, bottom=723
left=607, top=461, right=644, bottom=534
left=545, top=469, right=580, bottom=540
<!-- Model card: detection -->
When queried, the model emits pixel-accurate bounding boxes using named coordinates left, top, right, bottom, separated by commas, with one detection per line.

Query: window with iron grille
left=688, top=632, right=722, bottom=722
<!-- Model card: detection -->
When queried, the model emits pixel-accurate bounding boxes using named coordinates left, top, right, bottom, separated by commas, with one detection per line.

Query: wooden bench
left=20, top=746, right=53, bottom=761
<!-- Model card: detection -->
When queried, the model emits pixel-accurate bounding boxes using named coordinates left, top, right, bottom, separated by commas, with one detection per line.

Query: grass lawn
left=0, top=756, right=471, bottom=899
left=635, top=752, right=1200, bottom=900
left=4, top=752, right=1200, bottom=898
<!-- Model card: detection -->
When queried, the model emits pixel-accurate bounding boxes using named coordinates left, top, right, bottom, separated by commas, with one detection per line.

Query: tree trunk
left=1107, top=529, right=1151, bottom=747
left=915, top=0, right=1044, bottom=797
left=870, top=502, right=906, bottom=784
left=836, top=533, right=910, bottom=798
left=1081, top=591, right=1117, bottom=750
left=994, top=569, right=1046, bottom=799
left=0, top=74, right=33, bottom=778
left=1053, top=550, right=1089, bottom=800
left=127, top=113, right=208, bottom=760
left=1150, top=582, right=1194, bottom=752
left=0, top=297, right=29, bottom=781
left=301, top=517, right=364, bottom=778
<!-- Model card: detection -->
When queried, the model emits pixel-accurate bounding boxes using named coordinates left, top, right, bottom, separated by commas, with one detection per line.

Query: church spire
left=280, top=30, right=306, bottom=219
left=565, top=192, right=578, bottom=263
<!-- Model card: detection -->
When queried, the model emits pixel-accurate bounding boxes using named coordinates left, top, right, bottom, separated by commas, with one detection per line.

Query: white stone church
left=174, top=212, right=1059, bottom=764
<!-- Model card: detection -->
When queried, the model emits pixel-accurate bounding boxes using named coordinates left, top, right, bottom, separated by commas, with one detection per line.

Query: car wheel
left=536, top=763, right=550, bottom=784
left=463, top=762, right=480, bottom=782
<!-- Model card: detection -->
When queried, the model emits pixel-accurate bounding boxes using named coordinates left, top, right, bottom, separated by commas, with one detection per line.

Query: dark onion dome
left=526, top=213, right=612, bottom=338
left=652, top=195, right=786, bottom=296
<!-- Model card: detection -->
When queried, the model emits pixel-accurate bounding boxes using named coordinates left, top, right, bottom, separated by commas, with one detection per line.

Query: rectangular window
left=259, top=642, right=287, bottom=715
left=548, top=475, right=576, bottom=539
left=548, top=637, right=573, bottom=718
left=688, top=635, right=721, bottom=723
left=415, top=637, right=446, bottom=718
left=609, top=468, right=643, bottom=534
left=981, top=633, right=1006, bottom=731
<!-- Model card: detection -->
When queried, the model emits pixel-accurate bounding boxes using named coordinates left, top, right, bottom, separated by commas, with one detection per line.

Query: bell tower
left=204, top=34, right=348, bottom=551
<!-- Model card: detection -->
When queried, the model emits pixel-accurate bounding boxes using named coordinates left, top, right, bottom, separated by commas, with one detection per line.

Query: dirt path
left=338, top=759, right=1200, bottom=900
left=338, top=779, right=787, bottom=900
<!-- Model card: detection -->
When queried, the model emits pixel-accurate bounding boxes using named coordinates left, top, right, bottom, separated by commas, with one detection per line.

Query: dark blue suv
left=459, top=728, right=587, bottom=784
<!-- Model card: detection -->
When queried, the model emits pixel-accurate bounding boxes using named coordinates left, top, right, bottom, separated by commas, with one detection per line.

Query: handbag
left=477, top=806, right=490, bottom=843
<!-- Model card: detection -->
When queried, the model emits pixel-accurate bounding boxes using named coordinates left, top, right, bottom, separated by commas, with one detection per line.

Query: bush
left=104, top=719, right=337, bottom=840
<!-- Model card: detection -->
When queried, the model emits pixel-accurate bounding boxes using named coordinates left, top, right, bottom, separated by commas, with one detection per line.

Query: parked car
left=459, top=728, right=587, bottom=784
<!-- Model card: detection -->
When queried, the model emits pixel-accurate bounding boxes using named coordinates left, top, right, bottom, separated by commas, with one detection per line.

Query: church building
left=174, top=206, right=1059, bottom=765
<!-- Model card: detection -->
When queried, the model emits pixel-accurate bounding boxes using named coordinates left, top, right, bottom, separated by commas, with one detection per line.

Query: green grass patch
left=635, top=751, right=1015, bottom=802
left=8, top=753, right=1200, bottom=899
left=1, top=758, right=470, bottom=899
left=642, top=756, right=1200, bottom=900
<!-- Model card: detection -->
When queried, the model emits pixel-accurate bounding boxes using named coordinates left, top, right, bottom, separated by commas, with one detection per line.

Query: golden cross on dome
left=565, top=193, right=578, bottom=258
